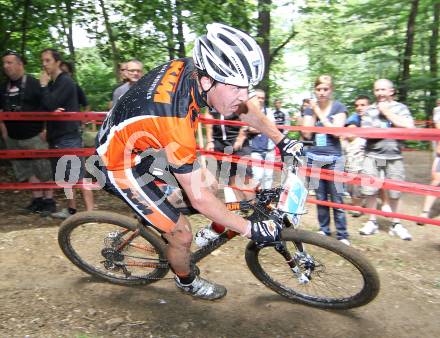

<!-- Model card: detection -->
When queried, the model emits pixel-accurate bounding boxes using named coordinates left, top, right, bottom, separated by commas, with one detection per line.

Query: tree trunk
left=399, top=0, right=419, bottom=104
left=20, top=0, right=31, bottom=55
left=175, top=0, right=185, bottom=58
left=65, top=0, right=75, bottom=63
left=165, top=0, right=175, bottom=60
left=257, top=0, right=271, bottom=100
left=98, top=0, right=120, bottom=80
left=427, top=2, right=439, bottom=119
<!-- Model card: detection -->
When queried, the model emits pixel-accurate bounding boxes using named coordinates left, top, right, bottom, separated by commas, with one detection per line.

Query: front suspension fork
left=274, top=241, right=310, bottom=284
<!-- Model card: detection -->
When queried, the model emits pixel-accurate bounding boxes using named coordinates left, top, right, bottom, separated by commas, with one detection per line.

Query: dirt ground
left=0, top=151, right=439, bottom=338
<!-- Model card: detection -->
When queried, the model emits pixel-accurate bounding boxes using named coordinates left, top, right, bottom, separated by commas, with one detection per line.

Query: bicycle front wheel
left=245, top=229, right=380, bottom=309
left=58, top=211, right=169, bottom=285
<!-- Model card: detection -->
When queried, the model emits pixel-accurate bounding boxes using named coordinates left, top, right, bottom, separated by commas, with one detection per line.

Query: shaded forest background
left=0, top=0, right=438, bottom=119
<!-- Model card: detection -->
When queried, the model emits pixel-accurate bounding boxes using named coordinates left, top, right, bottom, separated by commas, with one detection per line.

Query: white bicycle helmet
left=193, top=23, right=265, bottom=87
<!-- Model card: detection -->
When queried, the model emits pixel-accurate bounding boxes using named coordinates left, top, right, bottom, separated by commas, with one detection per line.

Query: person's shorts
left=361, top=156, right=405, bottom=199
left=212, top=140, right=252, bottom=180
left=346, top=170, right=362, bottom=199
left=5, top=135, right=52, bottom=182
left=101, top=153, right=182, bottom=233
left=433, top=156, right=440, bottom=173
left=49, top=135, right=86, bottom=182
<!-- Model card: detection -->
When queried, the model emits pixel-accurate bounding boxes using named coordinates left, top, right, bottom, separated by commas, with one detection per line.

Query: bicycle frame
left=134, top=155, right=309, bottom=269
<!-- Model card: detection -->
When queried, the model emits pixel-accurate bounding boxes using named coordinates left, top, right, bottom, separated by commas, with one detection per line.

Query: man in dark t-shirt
left=204, top=107, right=253, bottom=200
left=272, top=98, right=287, bottom=128
left=40, top=48, right=94, bottom=218
left=60, top=61, right=90, bottom=111
left=0, top=50, right=54, bottom=213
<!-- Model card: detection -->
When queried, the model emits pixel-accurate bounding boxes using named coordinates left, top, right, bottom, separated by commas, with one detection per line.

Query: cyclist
left=96, top=23, right=303, bottom=300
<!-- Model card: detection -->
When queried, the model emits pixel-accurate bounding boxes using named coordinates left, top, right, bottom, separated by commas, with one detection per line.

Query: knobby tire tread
left=58, top=211, right=169, bottom=285
left=245, top=228, right=380, bottom=309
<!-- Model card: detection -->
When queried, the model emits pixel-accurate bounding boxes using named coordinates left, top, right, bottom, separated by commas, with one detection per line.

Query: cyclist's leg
left=163, top=214, right=193, bottom=276
left=103, top=164, right=194, bottom=276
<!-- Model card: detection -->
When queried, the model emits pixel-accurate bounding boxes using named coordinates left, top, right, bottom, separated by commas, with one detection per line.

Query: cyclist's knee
left=202, top=167, right=219, bottom=193
left=164, top=217, right=193, bottom=248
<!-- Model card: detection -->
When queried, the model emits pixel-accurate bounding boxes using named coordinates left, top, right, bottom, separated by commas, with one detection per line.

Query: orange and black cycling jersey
left=96, top=58, right=205, bottom=174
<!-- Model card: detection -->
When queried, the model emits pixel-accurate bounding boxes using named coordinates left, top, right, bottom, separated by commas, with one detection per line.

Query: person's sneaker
left=51, top=208, right=74, bottom=219
left=24, top=197, right=44, bottom=213
left=381, top=204, right=392, bottom=213
left=349, top=210, right=364, bottom=218
left=39, top=199, right=56, bottom=217
left=339, top=238, right=350, bottom=246
left=250, top=220, right=283, bottom=244
left=359, top=220, right=379, bottom=235
left=175, top=276, right=227, bottom=300
left=389, top=223, right=412, bottom=241
left=195, top=224, right=221, bottom=247
left=416, top=211, right=429, bottom=226
left=317, top=230, right=329, bottom=236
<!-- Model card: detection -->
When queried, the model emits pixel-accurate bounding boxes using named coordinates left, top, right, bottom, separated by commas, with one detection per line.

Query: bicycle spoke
left=67, top=221, right=166, bottom=280
left=257, top=242, right=365, bottom=301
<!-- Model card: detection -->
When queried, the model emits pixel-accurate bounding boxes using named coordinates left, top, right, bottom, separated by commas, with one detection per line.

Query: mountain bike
left=58, top=156, right=380, bottom=310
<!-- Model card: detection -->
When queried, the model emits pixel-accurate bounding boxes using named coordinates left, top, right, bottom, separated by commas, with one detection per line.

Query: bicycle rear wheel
left=58, top=211, right=169, bottom=285
left=245, top=228, right=380, bottom=309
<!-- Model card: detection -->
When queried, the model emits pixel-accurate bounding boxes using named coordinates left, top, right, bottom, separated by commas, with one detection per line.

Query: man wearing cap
left=0, top=50, right=54, bottom=213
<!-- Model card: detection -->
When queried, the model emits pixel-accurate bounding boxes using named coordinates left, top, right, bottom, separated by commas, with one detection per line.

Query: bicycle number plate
left=277, top=172, right=307, bottom=219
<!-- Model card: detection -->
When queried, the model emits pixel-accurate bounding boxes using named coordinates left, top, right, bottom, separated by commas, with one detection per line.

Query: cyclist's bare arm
left=204, top=110, right=214, bottom=151
left=174, top=167, right=249, bottom=236
left=238, top=96, right=284, bottom=144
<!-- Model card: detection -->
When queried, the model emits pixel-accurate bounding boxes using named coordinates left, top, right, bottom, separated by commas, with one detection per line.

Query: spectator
left=272, top=98, right=287, bottom=129
left=346, top=95, right=391, bottom=213
left=343, top=95, right=369, bottom=217
left=39, top=48, right=94, bottom=218
left=248, top=89, right=276, bottom=189
left=302, top=75, right=349, bottom=245
left=300, top=98, right=311, bottom=116
left=109, top=59, right=143, bottom=108
left=205, top=107, right=253, bottom=200
left=0, top=50, right=54, bottom=213
left=359, top=79, right=414, bottom=240
left=418, top=98, right=440, bottom=223
left=118, top=62, right=128, bottom=83
left=60, top=61, right=90, bottom=112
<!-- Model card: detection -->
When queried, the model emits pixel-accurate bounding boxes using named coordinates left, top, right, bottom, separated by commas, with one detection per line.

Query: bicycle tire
left=58, top=211, right=169, bottom=285
left=245, top=228, right=380, bottom=309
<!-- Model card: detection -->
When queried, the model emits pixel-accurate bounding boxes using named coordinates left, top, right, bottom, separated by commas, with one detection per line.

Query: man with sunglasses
left=0, top=50, right=54, bottom=213
left=109, top=59, right=143, bottom=108
left=96, top=23, right=304, bottom=300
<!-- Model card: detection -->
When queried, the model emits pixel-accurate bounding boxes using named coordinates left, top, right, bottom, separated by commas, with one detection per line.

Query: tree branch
left=269, top=27, right=297, bottom=66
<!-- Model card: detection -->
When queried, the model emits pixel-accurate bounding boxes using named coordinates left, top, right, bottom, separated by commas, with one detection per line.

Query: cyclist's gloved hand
left=276, top=136, right=304, bottom=162
left=250, top=219, right=283, bottom=244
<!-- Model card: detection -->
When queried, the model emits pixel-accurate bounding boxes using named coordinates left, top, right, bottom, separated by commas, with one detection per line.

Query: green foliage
left=75, top=47, right=115, bottom=111
left=296, top=0, right=439, bottom=114
left=0, top=0, right=437, bottom=116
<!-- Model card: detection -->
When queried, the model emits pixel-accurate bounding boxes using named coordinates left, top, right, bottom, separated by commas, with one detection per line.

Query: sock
left=177, top=272, right=196, bottom=285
